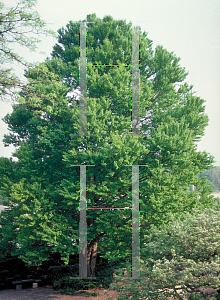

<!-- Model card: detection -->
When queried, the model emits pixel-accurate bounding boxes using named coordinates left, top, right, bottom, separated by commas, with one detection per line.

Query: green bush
left=107, top=206, right=220, bottom=300
left=50, top=260, right=117, bottom=293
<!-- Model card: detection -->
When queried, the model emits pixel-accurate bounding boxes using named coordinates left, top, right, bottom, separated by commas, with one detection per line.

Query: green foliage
left=0, top=13, right=217, bottom=272
left=0, top=157, right=19, bottom=205
left=49, top=261, right=115, bottom=292
left=0, top=0, right=56, bottom=102
left=108, top=207, right=220, bottom=299
left=0, top=180, right=79, bottom=265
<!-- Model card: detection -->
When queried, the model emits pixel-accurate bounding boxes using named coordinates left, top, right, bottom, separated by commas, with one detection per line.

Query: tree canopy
left=0, top=13, right=217, bottom=277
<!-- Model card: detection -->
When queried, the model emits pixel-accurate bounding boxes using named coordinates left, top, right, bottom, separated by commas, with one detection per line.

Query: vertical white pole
left=132, top=165, right=140, bottom=278
left=79, top=22, right=87, bottom=136
left=132, top=26, right=140, bottom=136
left=79, top=165, right=87, bottom=278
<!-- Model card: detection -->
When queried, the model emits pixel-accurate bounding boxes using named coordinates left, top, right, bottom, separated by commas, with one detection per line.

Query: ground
left=0, top=284, right=120, bottom=300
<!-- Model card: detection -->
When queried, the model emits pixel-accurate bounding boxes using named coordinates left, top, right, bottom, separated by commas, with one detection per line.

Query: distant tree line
left=198, top=166, right=220, bottom=192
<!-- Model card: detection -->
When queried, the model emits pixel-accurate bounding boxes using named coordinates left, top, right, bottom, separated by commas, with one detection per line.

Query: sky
left=1, top=0, right=220, bottom=167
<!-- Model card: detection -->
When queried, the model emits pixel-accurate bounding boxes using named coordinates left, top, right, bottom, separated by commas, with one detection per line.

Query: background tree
left=0, top=0, right=56, bottom=102
left=198, top=166, right=220, bottom=192
left=0, top=14, right=217, bottom=279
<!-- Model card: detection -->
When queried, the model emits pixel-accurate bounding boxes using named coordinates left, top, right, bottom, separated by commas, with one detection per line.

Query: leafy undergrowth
left=106, top=207, right=220, bottom=300
left=50, top=259, right=120, bottom=295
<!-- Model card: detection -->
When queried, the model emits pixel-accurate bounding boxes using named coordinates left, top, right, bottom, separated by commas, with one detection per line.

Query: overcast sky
left=1, top=0, right=220, bottom=167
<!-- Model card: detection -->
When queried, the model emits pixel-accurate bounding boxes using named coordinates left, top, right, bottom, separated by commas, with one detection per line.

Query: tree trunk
left=87, top=240, right=98, bottom=277
left=86, top=171, right=103, bottom=277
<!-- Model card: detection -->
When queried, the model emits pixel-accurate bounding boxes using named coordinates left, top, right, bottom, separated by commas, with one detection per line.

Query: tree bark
left=87, top=174, right=98, bottom=277
left=86, top=171, right=106, bottom=277
left=87, top=240, right=98, bottom=277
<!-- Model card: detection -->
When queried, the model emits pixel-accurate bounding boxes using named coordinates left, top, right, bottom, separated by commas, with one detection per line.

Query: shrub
left=50, top=259, right=117, bottom=293
left=107, top=206, right=220, bottom=299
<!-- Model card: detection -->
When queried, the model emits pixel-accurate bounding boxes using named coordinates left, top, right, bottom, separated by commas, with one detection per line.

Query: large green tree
left=0, top=0, right=56, bottom=102
left=0, top=14, right=217, bottom=278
